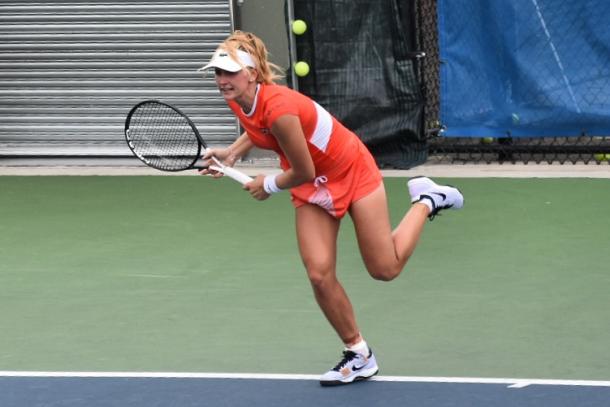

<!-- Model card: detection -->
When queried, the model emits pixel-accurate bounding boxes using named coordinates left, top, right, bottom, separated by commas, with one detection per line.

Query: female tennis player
left=199, top=31, right=464, bottom=386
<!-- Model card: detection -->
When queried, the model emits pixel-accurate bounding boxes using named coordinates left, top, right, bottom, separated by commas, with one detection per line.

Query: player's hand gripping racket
left=124, top=100, right=253, bottom=185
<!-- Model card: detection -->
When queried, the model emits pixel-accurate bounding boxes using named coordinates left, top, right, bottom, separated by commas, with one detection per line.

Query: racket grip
left=219, top=166, right=254, bottom=185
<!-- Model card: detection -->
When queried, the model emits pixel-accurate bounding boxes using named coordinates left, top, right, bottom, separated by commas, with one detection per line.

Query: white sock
left=417, top=196, right=434, bottom=212
left=347, top=339, right=369, bottom=357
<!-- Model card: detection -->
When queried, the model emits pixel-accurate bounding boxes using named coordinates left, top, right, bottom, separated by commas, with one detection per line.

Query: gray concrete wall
left=234, top=0, right=290, bottom=79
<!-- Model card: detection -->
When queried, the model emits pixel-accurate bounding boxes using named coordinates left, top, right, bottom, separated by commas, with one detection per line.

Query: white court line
left=0, top=372, right=609, bottom=389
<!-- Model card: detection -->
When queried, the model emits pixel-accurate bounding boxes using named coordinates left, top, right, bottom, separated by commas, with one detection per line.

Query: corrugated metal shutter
left=0, top=1, right=237, bottom=158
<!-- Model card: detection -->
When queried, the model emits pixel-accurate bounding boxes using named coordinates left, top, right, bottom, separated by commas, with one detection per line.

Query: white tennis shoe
left=407, top=176, right=464, bottom=219
left=319, top=348, right=379, bottom=386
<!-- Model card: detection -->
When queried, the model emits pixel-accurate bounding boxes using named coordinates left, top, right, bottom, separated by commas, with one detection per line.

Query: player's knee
left=368, top=266, right=400, bottom=282
left=308, top=273, right=329, bottom=291
left=303, top=259, right=336, bottom=289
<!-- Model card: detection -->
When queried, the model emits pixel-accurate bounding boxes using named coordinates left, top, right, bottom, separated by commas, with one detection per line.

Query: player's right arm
left=224, top=131, right=254, bottom=166
left=201, top=131, right=253, bottom=176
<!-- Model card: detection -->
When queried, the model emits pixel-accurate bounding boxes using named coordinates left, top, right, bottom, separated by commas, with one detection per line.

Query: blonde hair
left=219, top=30, right=284, bottom=84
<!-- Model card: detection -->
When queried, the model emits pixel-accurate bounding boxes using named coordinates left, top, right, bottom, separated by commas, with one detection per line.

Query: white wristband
left=263, top=174, right=282, bottom=194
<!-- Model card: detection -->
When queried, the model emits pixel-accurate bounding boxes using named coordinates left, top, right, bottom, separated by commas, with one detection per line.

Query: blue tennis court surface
left=1, top=373, right=609, bottom=407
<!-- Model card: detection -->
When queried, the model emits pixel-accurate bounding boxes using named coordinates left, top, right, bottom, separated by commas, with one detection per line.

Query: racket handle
left=210, top=165, right=253, bottom=185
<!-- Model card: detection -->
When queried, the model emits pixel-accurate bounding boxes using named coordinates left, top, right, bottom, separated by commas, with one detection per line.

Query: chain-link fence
left=416, top=0, right=610, bottom=165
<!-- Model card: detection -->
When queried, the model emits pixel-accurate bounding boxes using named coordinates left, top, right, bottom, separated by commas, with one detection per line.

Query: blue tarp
left=438, top=0, right=610, bottom=137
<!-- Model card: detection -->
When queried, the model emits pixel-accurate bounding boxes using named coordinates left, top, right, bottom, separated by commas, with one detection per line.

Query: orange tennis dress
left=228, top=84, right=382, bottom=218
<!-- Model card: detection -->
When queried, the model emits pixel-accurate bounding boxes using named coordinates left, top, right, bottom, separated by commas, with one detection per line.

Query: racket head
left=124, top=100, right=206, bottom=171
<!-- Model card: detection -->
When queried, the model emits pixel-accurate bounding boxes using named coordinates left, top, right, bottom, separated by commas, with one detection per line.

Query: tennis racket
left=124, top=100, right=253, bottom=185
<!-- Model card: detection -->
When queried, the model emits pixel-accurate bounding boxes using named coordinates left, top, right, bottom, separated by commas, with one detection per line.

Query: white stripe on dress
left=310, top=102, right=333, bottom=152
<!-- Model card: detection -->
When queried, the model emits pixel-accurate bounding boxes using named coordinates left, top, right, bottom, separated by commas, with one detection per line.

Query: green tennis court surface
left=1, top=176, right=609, bottom=382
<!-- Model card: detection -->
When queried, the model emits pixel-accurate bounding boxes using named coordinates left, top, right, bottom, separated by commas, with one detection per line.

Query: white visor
left=199, top=49, right=256, bottom=72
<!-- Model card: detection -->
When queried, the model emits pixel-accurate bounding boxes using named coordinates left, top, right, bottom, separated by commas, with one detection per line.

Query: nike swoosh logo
left=352, top=365, right=366, bottom=372
left=431, top=192, right=446, bottom=200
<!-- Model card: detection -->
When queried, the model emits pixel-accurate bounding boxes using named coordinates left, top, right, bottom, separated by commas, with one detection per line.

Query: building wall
left=234, top=0, right=291, bottom=83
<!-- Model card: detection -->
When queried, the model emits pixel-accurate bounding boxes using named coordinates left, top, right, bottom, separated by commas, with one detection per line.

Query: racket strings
left=127, top=102, right=201, bottom=171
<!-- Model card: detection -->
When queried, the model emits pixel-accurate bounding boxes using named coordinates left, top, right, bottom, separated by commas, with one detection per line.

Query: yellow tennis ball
left=292, top=19, right=307, bottom=35
left=294, top=61, right=310, bottom=77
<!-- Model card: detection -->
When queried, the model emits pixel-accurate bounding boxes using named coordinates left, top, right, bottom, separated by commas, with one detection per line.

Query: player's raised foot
left=407, top=176, right=437, bottom=203
left=419, top=186, right=464, bottom=219
left=319, top=348, right=379, bottom=386
left=407, top=176, right=464, bottom=219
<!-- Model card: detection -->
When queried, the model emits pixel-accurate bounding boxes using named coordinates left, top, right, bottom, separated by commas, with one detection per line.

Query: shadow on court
left=1, top=377, right=609, bottom=407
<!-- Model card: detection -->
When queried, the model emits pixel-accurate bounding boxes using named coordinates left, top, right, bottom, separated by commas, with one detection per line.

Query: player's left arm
left=245, top=114, right=315, bottom=200
left=270, top=114, right=315, bottom=188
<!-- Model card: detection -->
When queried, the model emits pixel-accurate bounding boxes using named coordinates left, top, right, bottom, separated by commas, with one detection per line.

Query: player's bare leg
left=349, top=183, right=429, bottom=281
left=295, top=204, right=360, bottom=345
left=350, top=179, right=464, bottom=281
left=296, top=204, right=380, bottom=385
